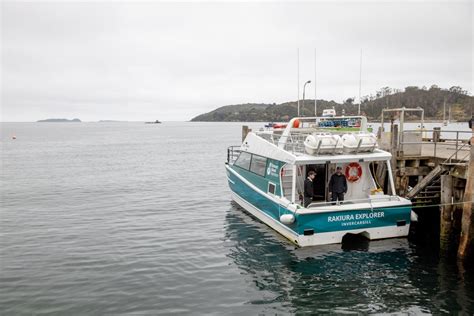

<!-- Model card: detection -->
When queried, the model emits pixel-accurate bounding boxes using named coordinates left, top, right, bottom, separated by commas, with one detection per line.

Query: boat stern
left=293, top=203, right=412, bottom=246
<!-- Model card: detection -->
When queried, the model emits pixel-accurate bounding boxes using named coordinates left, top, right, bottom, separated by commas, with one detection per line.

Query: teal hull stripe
left=227, top=166, right=299, bottom=232
left=226, top=165, right=412, bottom=235
left=231, top=161, right=284, bottom=197
left=298, top=206, right=412, bottom=234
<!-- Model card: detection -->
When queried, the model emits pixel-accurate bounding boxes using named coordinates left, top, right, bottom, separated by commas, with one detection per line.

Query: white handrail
left=307, top=195, right=400, bottom=208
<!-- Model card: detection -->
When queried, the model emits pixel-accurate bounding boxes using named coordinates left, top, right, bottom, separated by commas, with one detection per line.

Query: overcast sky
left=1, top=1, right=472, bottom=122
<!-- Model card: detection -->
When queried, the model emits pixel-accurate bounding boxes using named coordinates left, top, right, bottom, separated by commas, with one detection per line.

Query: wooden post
left=398, top=160, right=407, bottom=196
left=440, top=175, right=454, bottom=250
left=391, top=124, right=399, bottom=194
left=458, top=131, right=474, bottom=259
left=433, top=127, right=441, bottom=142
left=242, top=125, right=249, bottom=142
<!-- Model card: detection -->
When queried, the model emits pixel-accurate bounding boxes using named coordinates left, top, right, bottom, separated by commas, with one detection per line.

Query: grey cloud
left=1, top=1, right=472, bottom=121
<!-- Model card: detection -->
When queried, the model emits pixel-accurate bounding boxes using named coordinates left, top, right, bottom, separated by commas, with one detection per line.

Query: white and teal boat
left=225, top=116, right=413, bottom=247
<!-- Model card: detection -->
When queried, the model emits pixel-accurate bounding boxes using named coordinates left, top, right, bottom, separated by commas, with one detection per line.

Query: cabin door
left=307, top=164, right=327, bottom=201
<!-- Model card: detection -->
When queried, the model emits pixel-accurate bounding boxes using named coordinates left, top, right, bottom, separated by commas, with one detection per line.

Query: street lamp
left=302, top=80, right=311, bottom=117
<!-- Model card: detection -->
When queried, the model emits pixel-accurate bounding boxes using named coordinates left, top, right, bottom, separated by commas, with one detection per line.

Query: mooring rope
left=410, top=200, right=474, bottom=210
left=365, top=199, right=474, bottom=211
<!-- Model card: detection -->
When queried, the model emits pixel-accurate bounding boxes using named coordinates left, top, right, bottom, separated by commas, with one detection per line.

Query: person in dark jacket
left=303, top=170, right=316, bottom=207
left=329, top=166, right=347, bottom=203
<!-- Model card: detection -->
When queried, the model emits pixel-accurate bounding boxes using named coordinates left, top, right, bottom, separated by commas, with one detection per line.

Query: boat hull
left=226, top=165, right=411, bottom=247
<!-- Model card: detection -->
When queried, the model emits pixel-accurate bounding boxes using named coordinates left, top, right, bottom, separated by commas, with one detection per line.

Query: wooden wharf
left=377, top=108, right=474, bottom=260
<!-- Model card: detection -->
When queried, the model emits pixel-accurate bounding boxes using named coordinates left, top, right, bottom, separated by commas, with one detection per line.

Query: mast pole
left=358, top=49, right=362, bottom=116
left=297, top=48, right=300, bottom=117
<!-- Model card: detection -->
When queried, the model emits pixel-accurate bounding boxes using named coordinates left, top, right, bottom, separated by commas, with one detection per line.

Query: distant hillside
left=37, top=118, right=81, bottom=122
left=361, top=85, right=472, bottom=120
left=190, top=86, right=473, bottom=122
left=191, top=103, right=270, bottom=121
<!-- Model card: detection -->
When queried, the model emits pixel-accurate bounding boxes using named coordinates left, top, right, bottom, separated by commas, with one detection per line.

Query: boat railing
left=227, top=146, right=241, bottom=164
left=398, top=129, right=473, bottom=160
left=257, top=131, right=308, bottom=155
left=285, top=132, right=308, bottom=154
left=307, top=195, right=402, bottom=208
left=257, top=129, right=375, bottom=156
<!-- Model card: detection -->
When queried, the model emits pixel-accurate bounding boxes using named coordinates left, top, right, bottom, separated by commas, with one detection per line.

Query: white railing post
left=455, top=131, right=459, bottom=160
left=291, top=165, right=297, bottom=203
left=386, top=160, right=396, bottom=196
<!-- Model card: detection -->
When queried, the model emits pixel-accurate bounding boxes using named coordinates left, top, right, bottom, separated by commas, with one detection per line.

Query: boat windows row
left=234, top=152, right=267, bottom=177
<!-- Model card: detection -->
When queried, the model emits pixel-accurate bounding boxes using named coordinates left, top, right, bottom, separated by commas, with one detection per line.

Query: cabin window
left=234, top=152, right=252, bottom=170
left=250, top=155, right=267, bottom=176
left=268, top=182, right=276, bottom=195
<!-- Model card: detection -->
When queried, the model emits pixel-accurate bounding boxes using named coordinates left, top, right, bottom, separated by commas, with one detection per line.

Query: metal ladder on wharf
left=409, top=172, right=443, bottom=206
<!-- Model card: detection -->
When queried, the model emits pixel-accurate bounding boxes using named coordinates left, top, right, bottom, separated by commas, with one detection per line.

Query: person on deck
left=329, top=166, right=347, bottom=203
left=304, top=170, right=316, bottom=207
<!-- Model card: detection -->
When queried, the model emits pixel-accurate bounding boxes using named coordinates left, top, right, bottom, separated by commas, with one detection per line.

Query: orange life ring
left=345, top=162, right=362, bottom=182
left=293, top=119, right=300, bottom=128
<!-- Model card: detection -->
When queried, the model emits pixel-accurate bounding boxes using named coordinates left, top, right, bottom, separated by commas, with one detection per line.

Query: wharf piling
left=458, top=134, right=474, bottom=259
left=440, top=174, right=454, bottom=249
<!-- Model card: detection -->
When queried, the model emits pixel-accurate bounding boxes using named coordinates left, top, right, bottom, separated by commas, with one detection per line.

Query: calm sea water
left=1, top=122, right=473, bottom=315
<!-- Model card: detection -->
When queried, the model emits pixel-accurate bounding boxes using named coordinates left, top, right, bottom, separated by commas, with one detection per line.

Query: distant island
left=191, top=85, right=473, bottom=122
left=37, top=118, right=81, bottom=122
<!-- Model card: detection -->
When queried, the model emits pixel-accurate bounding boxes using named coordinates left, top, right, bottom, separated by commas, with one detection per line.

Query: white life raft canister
left=341, top=132, right=378, bottom=153
left=304, top=133, right=343, bottom=155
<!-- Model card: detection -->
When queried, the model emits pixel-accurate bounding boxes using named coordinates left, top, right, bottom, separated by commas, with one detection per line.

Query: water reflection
left=225, top=202, right=474, bottom=314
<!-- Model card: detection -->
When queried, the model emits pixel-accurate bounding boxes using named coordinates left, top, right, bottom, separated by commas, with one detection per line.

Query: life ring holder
left=345, top=162, right=362, bottom=182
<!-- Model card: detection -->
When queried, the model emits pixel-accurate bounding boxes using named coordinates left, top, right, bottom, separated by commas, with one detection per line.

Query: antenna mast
left=358, top=49, right=362, bottom=116
left=297, top=48, right=300, bottom=117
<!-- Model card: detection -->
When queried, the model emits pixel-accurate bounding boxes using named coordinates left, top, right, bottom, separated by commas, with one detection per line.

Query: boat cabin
left=229, top=116, right=397, bottom=209
left=322, top=108, right=336, bottom=117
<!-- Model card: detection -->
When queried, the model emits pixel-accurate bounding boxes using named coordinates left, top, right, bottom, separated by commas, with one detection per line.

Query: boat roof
left=243, top=128, right=391, bottom=165
left=292, top=149, right=391, bottom=164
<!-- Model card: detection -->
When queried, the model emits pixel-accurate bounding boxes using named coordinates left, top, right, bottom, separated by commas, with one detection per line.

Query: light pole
left=314, top=48, right=317, bottom=116
left=302, top=80, right=311, bottom=117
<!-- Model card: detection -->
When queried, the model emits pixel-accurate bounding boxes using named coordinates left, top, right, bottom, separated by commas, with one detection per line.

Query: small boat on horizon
left=145, top=120, right=162, bottom=124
